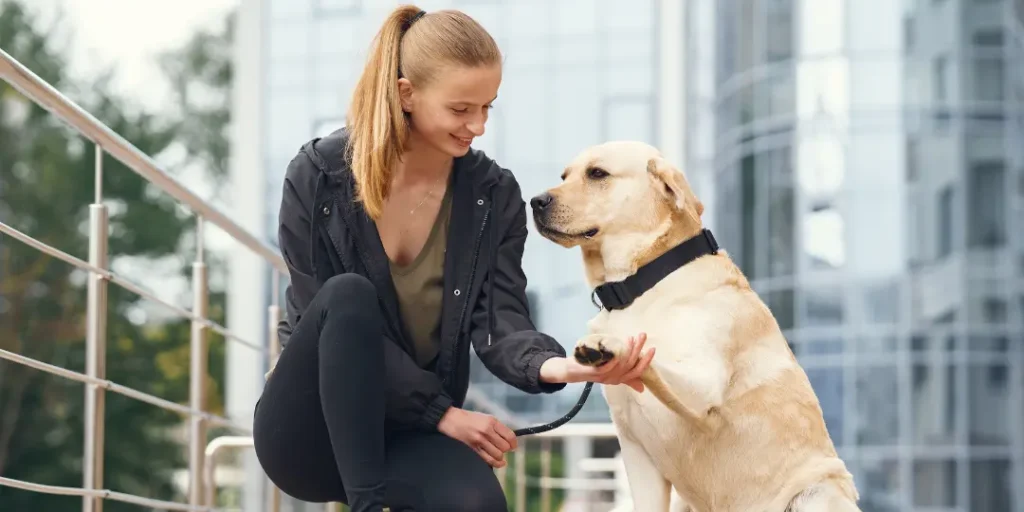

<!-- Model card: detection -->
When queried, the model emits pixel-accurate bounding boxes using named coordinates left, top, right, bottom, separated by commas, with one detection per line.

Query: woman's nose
left=466, top=122, right=485, bottom=136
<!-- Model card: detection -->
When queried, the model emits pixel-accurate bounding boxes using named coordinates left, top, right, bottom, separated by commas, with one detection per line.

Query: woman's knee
left=320, top=273, right=377, bottom=304
left=315, top=273, right=381, bottom=323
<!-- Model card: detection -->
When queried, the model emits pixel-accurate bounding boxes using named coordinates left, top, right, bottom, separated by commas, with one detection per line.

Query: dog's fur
left=531, top=141, right=860, bottom=512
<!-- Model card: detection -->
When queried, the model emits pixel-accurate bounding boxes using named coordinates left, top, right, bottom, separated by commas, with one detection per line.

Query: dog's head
left=530, top=141, right=704, bottom=281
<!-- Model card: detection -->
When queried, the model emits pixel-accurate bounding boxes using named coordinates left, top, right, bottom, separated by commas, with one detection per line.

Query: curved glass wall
left=711, top=0, right=1024, bottom=510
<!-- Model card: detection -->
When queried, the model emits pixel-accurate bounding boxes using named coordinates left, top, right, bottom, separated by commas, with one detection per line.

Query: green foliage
left=0, top=0, right=233, bottom=509
left=158, top=11, right=234, bottom=189
left=502, top=447, right=567, bottom=512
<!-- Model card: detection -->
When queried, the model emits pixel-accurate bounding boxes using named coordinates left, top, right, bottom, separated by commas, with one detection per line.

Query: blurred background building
left=700, top=0, right=1024, bottom=510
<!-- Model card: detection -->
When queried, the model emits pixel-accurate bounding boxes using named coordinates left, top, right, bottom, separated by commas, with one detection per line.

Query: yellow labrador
left=529, top=141, right=861, bottom=512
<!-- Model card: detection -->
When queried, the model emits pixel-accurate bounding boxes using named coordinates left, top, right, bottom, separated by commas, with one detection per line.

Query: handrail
left=0, top=47, right=286, bottom=274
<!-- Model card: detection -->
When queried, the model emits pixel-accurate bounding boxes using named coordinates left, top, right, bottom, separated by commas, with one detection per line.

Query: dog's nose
left=531, top=192, right=554, bottom=211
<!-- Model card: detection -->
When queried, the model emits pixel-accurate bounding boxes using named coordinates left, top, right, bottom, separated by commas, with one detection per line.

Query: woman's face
left=400, top=63, right=501, bottom=158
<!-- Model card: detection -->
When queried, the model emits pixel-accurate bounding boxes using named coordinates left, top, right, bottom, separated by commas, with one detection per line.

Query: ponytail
left=345, top=5, right=423, bottom=220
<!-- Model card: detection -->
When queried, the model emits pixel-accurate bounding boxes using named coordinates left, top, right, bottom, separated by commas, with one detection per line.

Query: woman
left=253, top=5, right=654, bottom=512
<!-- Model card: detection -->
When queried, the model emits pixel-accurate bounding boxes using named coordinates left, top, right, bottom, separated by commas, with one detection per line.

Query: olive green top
left=389, top=182, right=453, bottom=368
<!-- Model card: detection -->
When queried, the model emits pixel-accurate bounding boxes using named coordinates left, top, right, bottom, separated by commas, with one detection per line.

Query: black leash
left=512, top=229, right=719, bottom=437
left=513, top=382, right=594, bottom=436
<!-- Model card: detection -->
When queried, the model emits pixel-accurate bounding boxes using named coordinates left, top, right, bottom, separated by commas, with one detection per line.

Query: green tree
left=0, top=1, right=233, bottom=509
left=159, top=9, right=234, bottom=187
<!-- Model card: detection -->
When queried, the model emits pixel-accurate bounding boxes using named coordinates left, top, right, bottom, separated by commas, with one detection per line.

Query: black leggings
left=252, top=274, right=507, bottom=512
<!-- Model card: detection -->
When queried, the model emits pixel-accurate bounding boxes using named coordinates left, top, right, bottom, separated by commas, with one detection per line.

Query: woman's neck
left=395, top=132, right=453, bottom=186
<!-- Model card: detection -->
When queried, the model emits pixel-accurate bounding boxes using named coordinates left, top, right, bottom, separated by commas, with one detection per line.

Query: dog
left=529, top=141, right=860, bottom=512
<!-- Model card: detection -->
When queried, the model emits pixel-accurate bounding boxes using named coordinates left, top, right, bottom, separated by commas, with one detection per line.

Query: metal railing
left=0, top=47, right=286, bottom=512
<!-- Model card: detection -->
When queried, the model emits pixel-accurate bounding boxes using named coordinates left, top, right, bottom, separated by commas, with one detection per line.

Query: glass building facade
left=704, top=0, right=1024, bottom=509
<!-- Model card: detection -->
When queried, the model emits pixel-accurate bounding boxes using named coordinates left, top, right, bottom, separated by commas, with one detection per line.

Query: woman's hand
left=540, top=333, right=654, bottom=392
left=437, top=407, right=517, bottom=468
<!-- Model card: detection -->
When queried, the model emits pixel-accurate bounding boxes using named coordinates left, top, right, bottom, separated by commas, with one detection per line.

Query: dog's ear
left=647, top=157, right=703, bottom=216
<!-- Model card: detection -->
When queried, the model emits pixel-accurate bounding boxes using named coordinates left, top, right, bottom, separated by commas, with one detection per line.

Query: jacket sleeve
left=469, top=174, right=567, bottom=394
left=274, top=147, right=453, bottom=431
left=276, top=150, right=320, bottom=352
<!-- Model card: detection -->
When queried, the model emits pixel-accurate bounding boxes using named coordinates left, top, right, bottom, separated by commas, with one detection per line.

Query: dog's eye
left=587, top=167, right=609, bottom=179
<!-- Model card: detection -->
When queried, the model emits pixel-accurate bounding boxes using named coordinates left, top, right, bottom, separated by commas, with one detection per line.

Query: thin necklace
left=407, top=172, right=444, bottom=216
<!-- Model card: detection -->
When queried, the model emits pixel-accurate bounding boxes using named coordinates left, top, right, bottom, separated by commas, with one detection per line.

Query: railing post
left=83, top=144, right=109, bottom=512
left=515, top=440, right=526, bottom=512
left=267, top=271, right=282, bottom=512
left=540, top=438, right=552, bottom=512
left=189, top=217, right=209, bottom=506
left=268, top=272, right=281, bottom=373
left=495, top=462, right=507, bottom=492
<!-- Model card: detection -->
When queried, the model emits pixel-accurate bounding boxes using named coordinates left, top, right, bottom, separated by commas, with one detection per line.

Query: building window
left=905, top=137, right=918, bottom=182
left=937, top=185, right=954, bottom=258
left=764, top=0, right=793, bottom=62
left=972, top=29, right=1004, bottom=47
left=914, top=460, right=958, bottom=507
left=972, top=29, right=1005, bottom=104
left=903, top=15, right=915, bottom=53
left=968, top=161, right=1005, bottom=248
left=932, top=55, right=948, bottom=103
left=740, top=154, right=757, bottom=277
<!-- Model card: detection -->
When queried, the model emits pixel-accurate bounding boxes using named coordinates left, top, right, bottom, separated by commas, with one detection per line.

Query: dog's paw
left=573, top=334, right=628, bottom=367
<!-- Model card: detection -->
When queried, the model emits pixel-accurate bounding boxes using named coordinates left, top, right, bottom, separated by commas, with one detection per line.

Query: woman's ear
left=398, top=77, right=414, bottom=113
left=647, top=156, right=704, bottom=216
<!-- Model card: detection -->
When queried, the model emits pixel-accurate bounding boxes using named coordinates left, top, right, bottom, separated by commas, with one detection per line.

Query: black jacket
left=276, top=128, right=567, bottom=431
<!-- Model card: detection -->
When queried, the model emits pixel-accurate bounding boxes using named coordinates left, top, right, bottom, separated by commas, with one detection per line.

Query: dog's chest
left=603, top=385, right=691, bottom=451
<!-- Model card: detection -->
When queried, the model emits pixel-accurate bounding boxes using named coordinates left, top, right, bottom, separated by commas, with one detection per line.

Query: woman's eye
left=452, top=108, right=468, bottom=114
left=588, top=167, right=609, bottom=179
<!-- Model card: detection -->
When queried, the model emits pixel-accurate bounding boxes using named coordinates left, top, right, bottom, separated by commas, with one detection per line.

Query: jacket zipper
left=442, top=207, right=489, bottom=386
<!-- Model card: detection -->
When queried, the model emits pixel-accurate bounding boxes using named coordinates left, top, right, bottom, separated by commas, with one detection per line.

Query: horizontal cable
left=0, top=348, right=251, bottom=435
left=0, top=220, right=266, bottom=354
left=0, top=476, right=240, bottom=512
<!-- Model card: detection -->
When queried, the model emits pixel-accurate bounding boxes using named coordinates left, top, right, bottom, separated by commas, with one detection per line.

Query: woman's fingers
left=492, top=421, right=518, bottom=451
left=627, top=334, right=645, bottom=362
left=475, top=438, right=506, bottom=467
left=475, top=445, right=506, bottom=468
left=601, top=334, right=651, bottom=386
left=621, top=347, right=655, bottom=388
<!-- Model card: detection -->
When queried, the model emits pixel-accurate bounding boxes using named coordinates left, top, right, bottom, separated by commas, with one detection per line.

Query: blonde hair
left=345, top=5, right=502, bottom=220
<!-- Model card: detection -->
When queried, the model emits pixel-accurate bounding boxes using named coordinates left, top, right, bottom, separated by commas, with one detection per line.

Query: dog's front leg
left=574, top=334, right=728, bottom=427
left=617, top=432, right=673, bottom=512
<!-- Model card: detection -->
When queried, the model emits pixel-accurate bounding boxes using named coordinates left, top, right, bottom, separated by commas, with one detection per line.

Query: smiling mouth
left=536, top=223, right=599, bottom=240
left=451, top=135, right=472, bottom=146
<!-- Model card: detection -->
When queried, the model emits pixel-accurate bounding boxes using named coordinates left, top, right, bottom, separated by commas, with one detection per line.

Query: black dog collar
left=592, top=228, right=719, bottom=311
